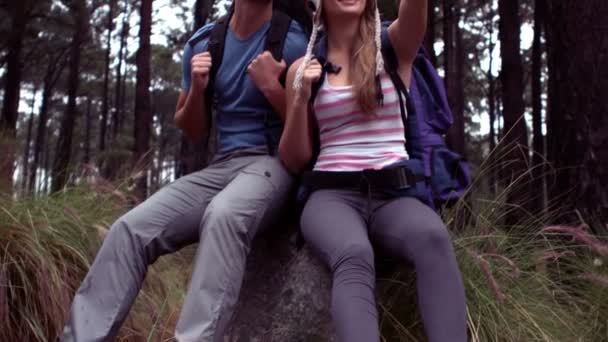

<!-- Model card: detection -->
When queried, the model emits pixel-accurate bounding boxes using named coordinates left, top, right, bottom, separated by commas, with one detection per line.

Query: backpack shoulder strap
left=380, top=27, right=415, bottom=136
left=265, top=10, right=292, bottom=86
left=265, top=10, right=292, bottom=62
left=309, top=38, right=329, bottom=105
left=204, top=13, right=232, bottom=114
left=208, top=14, right=230, bottom=78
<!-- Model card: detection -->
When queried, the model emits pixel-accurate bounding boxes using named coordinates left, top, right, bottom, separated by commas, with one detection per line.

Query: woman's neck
left=326, top=17, right=361, bottom=55
left=231, top=0, right=273, bottom=39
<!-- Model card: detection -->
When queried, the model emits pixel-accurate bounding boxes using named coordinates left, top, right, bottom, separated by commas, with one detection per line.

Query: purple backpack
left=384, top=30, right=472, bottom=208
left=304, top=25, right=472, bottom=210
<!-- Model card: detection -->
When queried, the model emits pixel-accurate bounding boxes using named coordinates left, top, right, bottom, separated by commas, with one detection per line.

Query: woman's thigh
left=369, top=197, right=451, bottom=262
left=300, top=190, right=372, bottom=267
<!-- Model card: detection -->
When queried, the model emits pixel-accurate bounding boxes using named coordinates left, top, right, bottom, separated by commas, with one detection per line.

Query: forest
left=0, top=0, right=607, bottom=341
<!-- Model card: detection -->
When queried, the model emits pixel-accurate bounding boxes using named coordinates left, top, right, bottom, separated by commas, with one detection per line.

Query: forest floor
left=1, top=174, right=608, bottom=342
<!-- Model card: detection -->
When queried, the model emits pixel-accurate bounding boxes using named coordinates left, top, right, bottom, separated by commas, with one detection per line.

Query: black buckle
left=392, top=167, right=413, bottom=190
left=357, top=169, right=374, bottom=193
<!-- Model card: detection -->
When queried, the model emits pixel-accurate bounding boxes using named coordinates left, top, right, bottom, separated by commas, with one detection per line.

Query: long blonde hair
left=294, top=0, right=384, bottom=115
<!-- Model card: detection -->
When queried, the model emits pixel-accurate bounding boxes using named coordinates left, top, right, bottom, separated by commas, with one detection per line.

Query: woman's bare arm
left=278, top=58, right=320, bottom=174
left=388, top=0, right=428, bottom=66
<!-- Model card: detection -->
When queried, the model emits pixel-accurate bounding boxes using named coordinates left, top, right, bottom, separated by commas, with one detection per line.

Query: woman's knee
left=411, top=222, right=455, bottom=261
left=332, top=243, right=376, bottom=281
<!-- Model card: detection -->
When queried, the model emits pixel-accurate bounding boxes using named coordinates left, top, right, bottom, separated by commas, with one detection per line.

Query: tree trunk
left=99, top=0, right=116, bottom=157
left=106, top=1, right=130, bottom=181
left=545, top=0, right=608, bottom=229
left=84, top=98, right=93, bottom=165
left=52, top=0, right=88, bottom=192
left=42, top=128, right=51, bottom=194
left=487, top=1, right=497, bottom=193
left=133, top=0, right=153, bottom=199
left=21, top=91, right=37, bottom=194
left=177, top=0, right=215, bottom=178
left=424, top=0, right=437, bottom=65
left=194, top=0, right=213, bottom=30
left=0, top=1, right=28, bottom=193
left=112, top=0, right=130, bottom=141
left=531, top=0, right=546, bottom=213
left=176, top=0, right=215, bottom=178
left=444, top=0, right=466, bottom=156
left=498, top=0, right=528, bottom=223
left=29, top=50, right=67, bottom=195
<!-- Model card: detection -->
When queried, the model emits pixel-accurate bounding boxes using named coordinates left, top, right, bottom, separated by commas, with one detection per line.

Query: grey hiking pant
left=300, top=189, right=467, bottom=342
left=61, top=149, right=293, bottom=342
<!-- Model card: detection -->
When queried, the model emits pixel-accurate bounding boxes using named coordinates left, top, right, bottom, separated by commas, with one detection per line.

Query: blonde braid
left=374, top=4, right=384, bottom=75
left=293, top=23, right=320, bottom=91
left=294, top=5, right=323, bottom=91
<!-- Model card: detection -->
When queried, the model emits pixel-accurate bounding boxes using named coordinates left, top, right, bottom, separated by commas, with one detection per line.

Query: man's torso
left=182, top=18, right=308, bottom=156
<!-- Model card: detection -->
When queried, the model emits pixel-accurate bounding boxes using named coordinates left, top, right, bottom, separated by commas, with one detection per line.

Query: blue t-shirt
left=182, top=20, right=308, bottom=155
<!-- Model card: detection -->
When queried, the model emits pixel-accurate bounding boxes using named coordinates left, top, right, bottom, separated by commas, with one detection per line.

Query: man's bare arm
left=174, top=52, right=213, bottom=141
left=248, top=51, right=288, bottom=121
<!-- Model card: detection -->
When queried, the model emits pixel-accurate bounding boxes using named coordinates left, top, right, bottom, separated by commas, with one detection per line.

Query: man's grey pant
left=61, top=150, right=293, bottom=342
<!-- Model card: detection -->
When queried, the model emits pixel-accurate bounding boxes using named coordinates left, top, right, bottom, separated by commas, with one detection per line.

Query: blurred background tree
left=1, top=0, right=607, bottom=341
left=0, top=0, right=605, bottom=223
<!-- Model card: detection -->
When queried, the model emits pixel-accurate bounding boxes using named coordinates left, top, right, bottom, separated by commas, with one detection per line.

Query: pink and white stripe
left=313, top=72, right=409, bottom=172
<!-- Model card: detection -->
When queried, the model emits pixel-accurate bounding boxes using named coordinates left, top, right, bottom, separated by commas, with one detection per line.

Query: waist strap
left=303, top=166, right=425, bottom=192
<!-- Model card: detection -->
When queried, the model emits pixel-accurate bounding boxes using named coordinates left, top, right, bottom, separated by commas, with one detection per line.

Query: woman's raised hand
left=297, top=59, right=323, bottom=99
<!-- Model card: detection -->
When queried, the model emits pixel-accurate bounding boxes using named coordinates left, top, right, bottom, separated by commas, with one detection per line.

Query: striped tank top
left=313, top=71, right=409, bottom=172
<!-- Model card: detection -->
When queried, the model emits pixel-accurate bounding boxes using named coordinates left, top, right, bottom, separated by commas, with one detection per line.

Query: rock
left=225, top=227, right=335, bottom=342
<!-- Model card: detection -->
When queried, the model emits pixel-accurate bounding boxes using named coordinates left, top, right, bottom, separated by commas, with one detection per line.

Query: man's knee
left=105, top=212, right=162, bottom=264
left=202, top=197, right=254, bottom=247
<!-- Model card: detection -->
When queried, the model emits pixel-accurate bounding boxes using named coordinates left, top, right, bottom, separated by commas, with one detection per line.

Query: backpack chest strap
left=265, top=11, right=291, bottom=62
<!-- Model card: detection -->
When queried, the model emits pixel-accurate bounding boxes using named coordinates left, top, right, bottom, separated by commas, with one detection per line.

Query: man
left=61, top=0, right=308, bottom=341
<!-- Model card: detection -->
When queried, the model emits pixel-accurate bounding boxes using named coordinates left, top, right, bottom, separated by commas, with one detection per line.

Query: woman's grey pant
left=61, top=150, right=293, bottom=342
left=300, top=189, right=467, bottom=342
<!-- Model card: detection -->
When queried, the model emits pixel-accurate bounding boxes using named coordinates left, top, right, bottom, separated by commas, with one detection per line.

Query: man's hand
left=191, top=52, right=212, bottom=90
left=247, top=51, right=287, bottom=94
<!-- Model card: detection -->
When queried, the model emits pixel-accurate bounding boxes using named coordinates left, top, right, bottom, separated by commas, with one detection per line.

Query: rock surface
left=225, top=227, right=335, bottom=342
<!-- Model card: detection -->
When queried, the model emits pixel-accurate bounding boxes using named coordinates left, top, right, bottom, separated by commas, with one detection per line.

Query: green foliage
left=2, top=170, right=608, bottom=341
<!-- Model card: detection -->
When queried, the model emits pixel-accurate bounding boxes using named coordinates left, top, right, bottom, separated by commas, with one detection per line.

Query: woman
left=278, top=0, right=468, bottom=341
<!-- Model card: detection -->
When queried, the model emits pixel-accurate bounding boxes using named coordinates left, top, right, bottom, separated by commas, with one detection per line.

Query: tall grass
left=375, top=143, right=608, bottom=342
left=0, top=181, right=192, bottom=341
left=2, top=153, right=608, bottom=341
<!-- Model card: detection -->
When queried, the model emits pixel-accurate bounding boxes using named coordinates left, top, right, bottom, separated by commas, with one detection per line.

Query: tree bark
left=531, top=0, right=546, bottom=213
left=194, top=0, right=213, bottom=30
left=112, top=1, right=129, bottom=141
left=99, top=0, right=116, bottom=157
left=21, top=91, right=36, bottom=194
left=545, top=0, right=608, bottom=229
left=0, top=1, right=28, bottom=193
left=424, top=0, right=437, bottom=65
left=84, top=98, right=93, bottom=165
left=29, top=51, right=66, bottom=195
left=498, top=0, right=528, bottom=223
left=444, top=0, right=466, bottom=156
left=42, top=128, right=51, bottom=194
left=177, top=0, right=215, bottom=178
left=133, top=0, right=153, bottom=199
left=487, top=0, right=497, bottom=194
left=52, top=0, right=88, bottom=192
left=106, top=1, right=130, bottom=181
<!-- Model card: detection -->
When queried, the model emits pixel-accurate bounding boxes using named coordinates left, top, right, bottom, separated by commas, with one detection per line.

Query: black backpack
left=188, top=0, right=313, bottom=124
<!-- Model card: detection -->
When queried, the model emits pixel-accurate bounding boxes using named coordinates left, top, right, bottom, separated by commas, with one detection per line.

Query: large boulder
left=225, top=227, right=335, bottom=342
